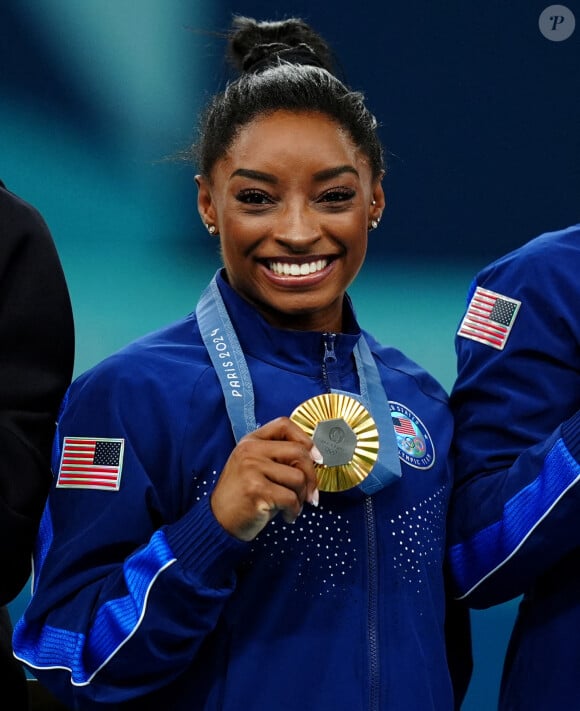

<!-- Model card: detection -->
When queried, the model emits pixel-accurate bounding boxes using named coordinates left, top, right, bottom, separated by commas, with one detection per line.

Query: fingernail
left=310, top=489, right=319, bottom=507
left=310, top=445, right=323, bottom=465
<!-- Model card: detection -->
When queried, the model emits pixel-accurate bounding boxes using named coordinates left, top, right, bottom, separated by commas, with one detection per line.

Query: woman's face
left=197, top=110, right=384, bottom=332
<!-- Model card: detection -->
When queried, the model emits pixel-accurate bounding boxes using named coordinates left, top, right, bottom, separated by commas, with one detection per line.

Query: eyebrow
left=230, top=168, right=277, bottom=184
left=313, top=165, right=359, bottom=181
left=230, top=165, right=359, bottom=184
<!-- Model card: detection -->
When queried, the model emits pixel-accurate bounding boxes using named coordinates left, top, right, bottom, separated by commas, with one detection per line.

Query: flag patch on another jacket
left=457, top=286, right=521, bottom=350
left=57, top=437, right=124, bottom=490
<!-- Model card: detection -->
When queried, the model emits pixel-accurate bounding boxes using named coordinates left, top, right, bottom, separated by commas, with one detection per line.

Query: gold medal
left=290, top=393, right=379, bottom=492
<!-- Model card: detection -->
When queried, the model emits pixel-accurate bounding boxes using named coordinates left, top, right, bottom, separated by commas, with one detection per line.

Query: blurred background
left=2, top=1, right=578, bottom=708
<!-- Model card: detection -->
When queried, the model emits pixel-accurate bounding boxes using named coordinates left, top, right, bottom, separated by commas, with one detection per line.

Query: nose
left=274, top=202, right=320, bottom=252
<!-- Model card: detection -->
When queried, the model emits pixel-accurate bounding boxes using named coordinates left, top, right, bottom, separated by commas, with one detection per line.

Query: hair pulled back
left=193, top=16, right=384, bottom=180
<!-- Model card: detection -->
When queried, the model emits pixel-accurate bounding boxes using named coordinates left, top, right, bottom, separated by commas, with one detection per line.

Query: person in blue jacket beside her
left=14, top=16, right=470, bottom=710
left=448, top=222, right=580, bottom=709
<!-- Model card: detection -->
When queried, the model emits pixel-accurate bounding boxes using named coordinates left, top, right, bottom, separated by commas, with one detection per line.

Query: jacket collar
left=215, top=269, right=361, bottom=376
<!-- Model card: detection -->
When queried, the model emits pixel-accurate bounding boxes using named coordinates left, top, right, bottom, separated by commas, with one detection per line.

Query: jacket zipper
left=366, top=495, right=380, bottom=710
left=322, top=332, right=338, bottom=391
left=323, top=332, right=380, bottom=708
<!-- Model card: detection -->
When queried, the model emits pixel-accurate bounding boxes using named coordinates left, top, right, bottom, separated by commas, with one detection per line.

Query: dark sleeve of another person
left=0, top=180, right=74, bottom=605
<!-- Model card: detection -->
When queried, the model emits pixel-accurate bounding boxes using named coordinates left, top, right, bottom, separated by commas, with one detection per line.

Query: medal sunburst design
left=290, top=393, right=379, bottom=492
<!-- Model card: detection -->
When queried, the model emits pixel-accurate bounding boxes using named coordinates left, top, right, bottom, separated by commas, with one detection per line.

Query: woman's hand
left=211, top=417, right=321, bottom=541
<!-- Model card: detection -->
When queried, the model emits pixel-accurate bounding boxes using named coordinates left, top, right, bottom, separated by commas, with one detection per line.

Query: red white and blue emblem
left=457, top=286, right=520, bottom=350
left=57, top=437, right=124, bottom=490
left=389, top=402, right=435, bottom=470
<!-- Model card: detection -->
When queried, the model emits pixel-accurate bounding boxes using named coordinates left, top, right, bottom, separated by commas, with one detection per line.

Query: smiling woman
left=13, top=15, right=471, bottom=711
left=196, top=109, right=381, bottom=332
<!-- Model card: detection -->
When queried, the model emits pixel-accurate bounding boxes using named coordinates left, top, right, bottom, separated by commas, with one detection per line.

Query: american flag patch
left=57, top=437, right=124, bottom=490
left=457, top=286, right=521, bottom=350
left=393, top=416, right=416, bottom=436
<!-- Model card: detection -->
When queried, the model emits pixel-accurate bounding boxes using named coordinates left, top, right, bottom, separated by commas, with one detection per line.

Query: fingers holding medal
left=210, top=417, right=321, bottom=542
left=211, top=395, right=377, bottom=542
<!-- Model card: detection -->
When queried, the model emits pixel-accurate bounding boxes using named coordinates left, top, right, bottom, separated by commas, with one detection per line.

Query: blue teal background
left=2, top=2, right=578, bottom=708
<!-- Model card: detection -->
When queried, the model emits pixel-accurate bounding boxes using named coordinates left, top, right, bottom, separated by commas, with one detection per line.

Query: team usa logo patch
left=57, top=437, right=125, bottom=490
left=457, top=286, right=521, bottom=350
left=389, top=402, right=435, bottom=470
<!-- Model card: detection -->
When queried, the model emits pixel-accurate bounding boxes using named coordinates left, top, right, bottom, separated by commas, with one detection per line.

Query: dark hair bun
left=229, top=16, right=335, bottom=74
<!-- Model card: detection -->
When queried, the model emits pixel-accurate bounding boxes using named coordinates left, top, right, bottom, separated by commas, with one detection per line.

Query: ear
left=370, top=174, right=386, bottom=222
left=195, top=175, right=217, bottom=228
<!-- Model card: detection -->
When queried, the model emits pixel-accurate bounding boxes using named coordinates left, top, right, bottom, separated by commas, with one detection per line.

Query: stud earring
left=205, top=223, right=216, bottom=235
left=370, top=220, right=379, bottom=230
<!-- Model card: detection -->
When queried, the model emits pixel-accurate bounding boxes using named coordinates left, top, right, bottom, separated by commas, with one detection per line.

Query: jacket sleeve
left=0, top=182, right=74, bottom=604
left=12, top=361, right=249, bottom=706
left=447, top=232, right=580, bottom=608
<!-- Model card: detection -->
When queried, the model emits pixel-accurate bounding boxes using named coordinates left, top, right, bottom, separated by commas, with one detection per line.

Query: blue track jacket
left=15, top=271, right=459, bottom=710
left=448, top=224, right=580, bottom=709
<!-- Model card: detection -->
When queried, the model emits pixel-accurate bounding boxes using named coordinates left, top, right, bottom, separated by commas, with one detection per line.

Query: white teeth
left=269, top=259, right=328, bottom=276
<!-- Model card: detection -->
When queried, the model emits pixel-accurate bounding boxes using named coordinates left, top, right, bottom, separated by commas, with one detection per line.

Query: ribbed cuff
left=164, top=496, right=249, bottom=587
left=561, top=409, right=580, bottom=462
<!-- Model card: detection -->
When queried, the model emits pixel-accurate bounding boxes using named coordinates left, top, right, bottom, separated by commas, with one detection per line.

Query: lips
left=267, top=258, right=329, bottom=276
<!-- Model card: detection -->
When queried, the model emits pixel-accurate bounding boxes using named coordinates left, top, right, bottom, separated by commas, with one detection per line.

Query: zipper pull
left=323, top=332, right=337, bottom=365
left=322, top=333, right=340, bottom=390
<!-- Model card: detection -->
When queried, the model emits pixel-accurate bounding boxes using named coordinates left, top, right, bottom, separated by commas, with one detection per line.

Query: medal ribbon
left=195, top=275, right=257, bottom=440
left=348, top=336, right=401, bottom=493
left=196, top=271, right=402, bottom=494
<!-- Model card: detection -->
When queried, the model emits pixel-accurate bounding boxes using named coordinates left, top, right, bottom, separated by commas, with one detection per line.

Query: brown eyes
left=235, top=188, right=356, bottom=205
left=236, top=190, right=273, bottom=205
left=321, top=188, right=355, bottom=202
